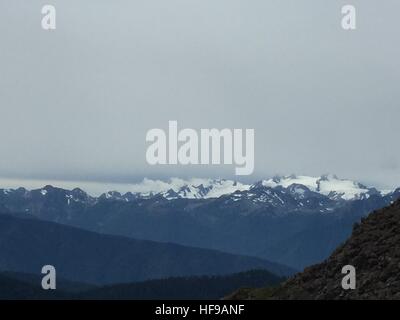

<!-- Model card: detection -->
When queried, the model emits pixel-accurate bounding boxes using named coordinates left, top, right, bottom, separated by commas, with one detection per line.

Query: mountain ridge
left=0, top=269, right=284, bottom=300
left=1, top=174, right=393, bottom=202
left=1, top=176, right=398, bottom=270
left=228, top=199, right=400, bottom=299
left=0, top=213, right=294, bottom=285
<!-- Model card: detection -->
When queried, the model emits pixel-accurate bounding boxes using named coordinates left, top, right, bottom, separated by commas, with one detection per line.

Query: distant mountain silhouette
left=1, top=183, right=398, bottom=269
left=228, top=200, right=400, bottom=299
left=0, top=213, right=294, bottom=286
left=0, top=272, right=67, bottom=300
left=0, top=271, right=95, bottom=293
left=79, top=269, right=283, bottom=300
left=0, top=269, right=283, bottom=300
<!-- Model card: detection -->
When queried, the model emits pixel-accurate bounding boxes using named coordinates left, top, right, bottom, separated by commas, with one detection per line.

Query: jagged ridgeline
left=228, top=199, right=400, bottom=300
left=0, top=175, right=400, bottom=270
left=0, top=175, right=399, bottom=270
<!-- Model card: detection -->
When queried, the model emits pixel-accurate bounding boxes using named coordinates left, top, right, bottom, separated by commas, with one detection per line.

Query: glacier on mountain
left=126, top=174, right=381, bottom=201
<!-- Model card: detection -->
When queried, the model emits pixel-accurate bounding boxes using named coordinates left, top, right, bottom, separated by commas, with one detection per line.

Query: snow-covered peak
left=1, top=175, right=383, bottom=203
left=115, top=175, right=381, bottom=201
left=258, top=174, right=374, bottom=200
left=101, top=191, right=122, bottom=200
left=261, top=175, right=318, bottom=190
left=2, top=188, right=12, bottom=195
left=129, top=178, right=250, bottom=200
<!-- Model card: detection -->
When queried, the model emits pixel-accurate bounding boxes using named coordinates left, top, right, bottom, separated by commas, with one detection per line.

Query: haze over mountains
left=0, top=214, right=293, bottom=285
left=1, top=175, right=399, bottom=270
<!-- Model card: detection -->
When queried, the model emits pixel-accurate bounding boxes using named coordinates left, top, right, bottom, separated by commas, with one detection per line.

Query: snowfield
left=126, top=174, right=379, bottom=201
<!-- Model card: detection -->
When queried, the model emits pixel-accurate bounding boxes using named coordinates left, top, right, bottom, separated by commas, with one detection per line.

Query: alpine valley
left=1, top=174, right=399, bottom=272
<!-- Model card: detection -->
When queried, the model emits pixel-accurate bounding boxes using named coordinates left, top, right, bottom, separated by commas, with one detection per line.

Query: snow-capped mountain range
left=116, top=174, right=385, bottom=201
left=1, top=175, right=399, bottom=270
left=1, top=174, right=389, bottom=203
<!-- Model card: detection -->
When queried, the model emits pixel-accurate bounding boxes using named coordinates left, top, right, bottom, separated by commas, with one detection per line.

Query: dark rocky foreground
left=228, top=200, right=400, bottom=300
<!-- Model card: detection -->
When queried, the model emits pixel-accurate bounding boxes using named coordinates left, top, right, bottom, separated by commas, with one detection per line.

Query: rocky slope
left=229, top=200, right=400, bottom=299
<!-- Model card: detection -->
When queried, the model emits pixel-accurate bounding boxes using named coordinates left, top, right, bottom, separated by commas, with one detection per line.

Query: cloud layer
left=0, top=0, right=399, bottom=188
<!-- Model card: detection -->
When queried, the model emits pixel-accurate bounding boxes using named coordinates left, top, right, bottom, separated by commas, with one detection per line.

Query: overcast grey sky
left=0, top=0, right=399, bottom=190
